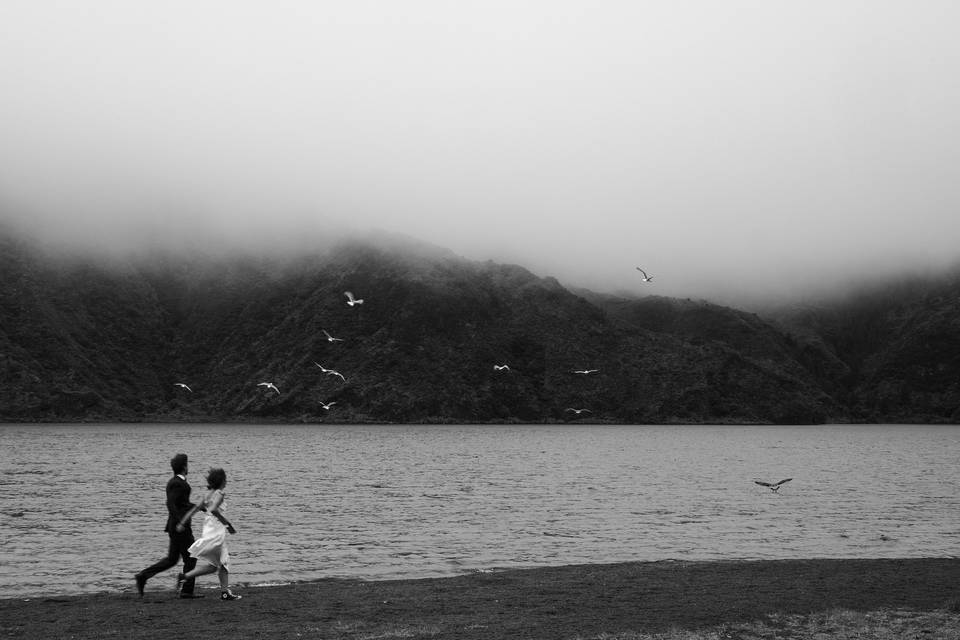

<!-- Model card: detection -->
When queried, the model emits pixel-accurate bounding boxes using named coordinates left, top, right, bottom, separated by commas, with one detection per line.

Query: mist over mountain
left=4, top=2, right=960, bottom=314
left=1, top=227, right=958, bottom=424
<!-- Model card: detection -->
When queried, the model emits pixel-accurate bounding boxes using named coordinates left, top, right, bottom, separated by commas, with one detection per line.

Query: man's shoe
left=179, top=593, right=205, bottom=599
left=134, top=573, right=146, bottom=597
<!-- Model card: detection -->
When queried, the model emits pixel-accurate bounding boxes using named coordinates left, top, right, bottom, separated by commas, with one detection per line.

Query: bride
left=175, top=467, right=241, bottom=600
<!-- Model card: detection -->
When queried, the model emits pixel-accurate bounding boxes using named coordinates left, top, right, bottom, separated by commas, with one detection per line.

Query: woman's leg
left=218, top=567, right=241, bottom=599
left=183, top=561, right=217, bottom=580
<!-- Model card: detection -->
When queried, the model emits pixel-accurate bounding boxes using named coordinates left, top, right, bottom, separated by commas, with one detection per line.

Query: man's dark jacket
left=164, top=475, right=196, bottom=532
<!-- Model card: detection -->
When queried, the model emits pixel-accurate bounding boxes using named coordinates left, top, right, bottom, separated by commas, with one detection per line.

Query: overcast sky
left=2, top=1, right=959, bottom=305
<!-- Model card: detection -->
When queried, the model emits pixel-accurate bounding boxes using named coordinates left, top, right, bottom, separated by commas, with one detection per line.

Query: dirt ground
left=2, top=558, right=959, bottom=639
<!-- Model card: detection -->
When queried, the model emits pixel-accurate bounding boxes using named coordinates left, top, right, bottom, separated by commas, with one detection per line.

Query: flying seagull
left=314, top=362, right=346, bottom=382
left=493, top=364, right=510, bottom=371
left=322, top=330, right=344, bottom=342
left=635, top=267, right=653, bottom=282
left=565, top=408, right=592, bottom=414
left=319, top=401, right=337, bottom=410
left=257, top=382, right=280, bottom=394
left=755, top=478, right=792, bottom=492
left=571, top=369, right=599, bottom=375
left=344, top=291, right=364, bottom=306
left=174, top=383, right=193, bottom=393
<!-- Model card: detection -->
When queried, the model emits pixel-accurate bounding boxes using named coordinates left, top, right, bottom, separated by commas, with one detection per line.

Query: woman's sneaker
left=221, top=590, right=242, bottom=600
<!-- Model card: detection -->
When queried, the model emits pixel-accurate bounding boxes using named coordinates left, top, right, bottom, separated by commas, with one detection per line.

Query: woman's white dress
left=187, top=489, right=230, bottom=570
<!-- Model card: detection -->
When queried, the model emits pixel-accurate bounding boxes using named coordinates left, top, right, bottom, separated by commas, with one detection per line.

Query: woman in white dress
left=175, top=468, right=241, bottom=600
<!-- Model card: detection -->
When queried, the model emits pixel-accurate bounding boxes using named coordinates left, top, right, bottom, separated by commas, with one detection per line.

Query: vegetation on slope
left=1, top=229, right=957, bottom=424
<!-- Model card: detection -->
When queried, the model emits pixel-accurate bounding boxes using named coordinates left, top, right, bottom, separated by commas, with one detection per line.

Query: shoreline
left=6, top=419, right=959, bottom=426
left=3, top=558, right=959, bottom=639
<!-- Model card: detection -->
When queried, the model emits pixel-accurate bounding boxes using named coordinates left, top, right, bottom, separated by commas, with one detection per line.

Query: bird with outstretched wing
left=755, top=478, right=792, bottom=492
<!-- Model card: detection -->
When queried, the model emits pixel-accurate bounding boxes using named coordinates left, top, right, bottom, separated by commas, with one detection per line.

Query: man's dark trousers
left=139, top=528, right=197, bottom=594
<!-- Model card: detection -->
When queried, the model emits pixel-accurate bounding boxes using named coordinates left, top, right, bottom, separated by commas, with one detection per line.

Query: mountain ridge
left=1, top=230, right=957, bottom=424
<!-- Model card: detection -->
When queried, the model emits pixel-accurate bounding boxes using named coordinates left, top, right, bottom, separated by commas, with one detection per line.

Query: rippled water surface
left=2, top=423, right=959, bottom=597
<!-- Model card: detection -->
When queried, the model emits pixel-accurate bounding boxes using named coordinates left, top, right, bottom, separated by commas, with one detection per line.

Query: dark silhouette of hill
left=769, top=271, right=960, bottom=424
left=1, top=227, right=957, bottom=423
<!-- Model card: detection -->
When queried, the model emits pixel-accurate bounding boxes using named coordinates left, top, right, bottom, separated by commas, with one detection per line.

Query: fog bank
left=2, top=2, right=959, bottom=306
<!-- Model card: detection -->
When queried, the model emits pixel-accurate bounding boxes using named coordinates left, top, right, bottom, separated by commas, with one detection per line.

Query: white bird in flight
left=755, top=478, right=792, bottom=492
left=566, top=408, right=592, bottom=414
left=571, top=369, right=599, bottom=375
left=344, top=291, right=364, bottom=306
left=322, top=330, right=344, bottom=342
left=257, top=382, right=280, bottom=394
left=174, top=383, right=192, bottom=393
left=314, top=363, right=346, bottom=382
left=319, top=401, right=337, bottom=410
left=493, top=364, right=510, bottom=371
left=635, top=267, right=653, bottom=282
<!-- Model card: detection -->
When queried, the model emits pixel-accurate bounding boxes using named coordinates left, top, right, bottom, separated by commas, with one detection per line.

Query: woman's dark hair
left=206, top=467, right=227, bottom=490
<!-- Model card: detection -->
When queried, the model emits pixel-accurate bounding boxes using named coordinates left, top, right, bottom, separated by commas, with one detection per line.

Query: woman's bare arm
left=207, top=491, right=236, bottom=533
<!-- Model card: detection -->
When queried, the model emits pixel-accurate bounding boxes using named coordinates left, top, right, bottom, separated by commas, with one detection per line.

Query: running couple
left=134, top=453, right=241, bottom=600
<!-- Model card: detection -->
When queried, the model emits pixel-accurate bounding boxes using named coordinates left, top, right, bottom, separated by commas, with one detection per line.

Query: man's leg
left=176, top=530, right=198, bottom=595
left=135, top=536, right=179, bottom=594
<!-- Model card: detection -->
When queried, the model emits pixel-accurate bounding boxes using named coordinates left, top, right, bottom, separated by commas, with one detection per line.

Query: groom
left=134, top=453, right=203, bottom=598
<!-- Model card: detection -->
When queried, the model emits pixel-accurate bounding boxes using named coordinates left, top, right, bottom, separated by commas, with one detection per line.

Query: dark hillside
left=0, top=235, right=168, bottom=418
left=1, top=229, right=956, bottom=424
left=579, top=292, right=851, bottom=389
left=772, top=272, right=960, bottom=423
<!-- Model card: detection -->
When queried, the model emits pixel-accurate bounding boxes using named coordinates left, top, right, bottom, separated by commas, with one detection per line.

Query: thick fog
left=2, top=2, right=959, bottom=305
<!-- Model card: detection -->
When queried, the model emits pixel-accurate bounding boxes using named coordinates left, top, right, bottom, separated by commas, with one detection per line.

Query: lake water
left=1, top=423, right=959, bottom=598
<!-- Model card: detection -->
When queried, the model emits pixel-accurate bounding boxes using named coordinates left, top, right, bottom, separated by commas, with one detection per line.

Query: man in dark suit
left=134, top=453, right=203, bottom=598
